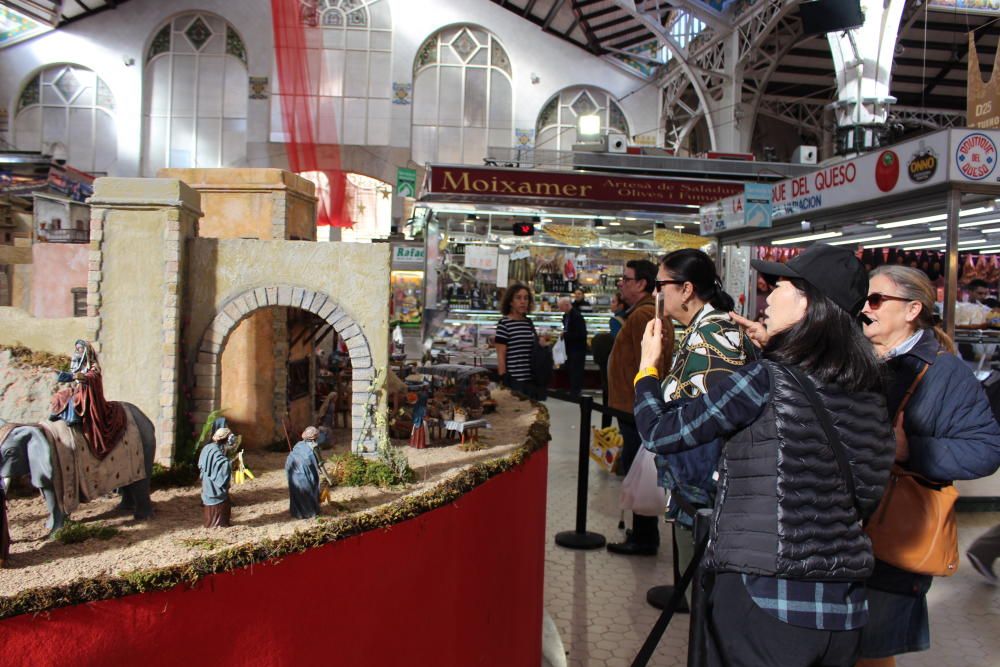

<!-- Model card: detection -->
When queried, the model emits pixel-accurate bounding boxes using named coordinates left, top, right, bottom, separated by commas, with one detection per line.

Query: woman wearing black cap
left=632, top=245, right=896, bottom=667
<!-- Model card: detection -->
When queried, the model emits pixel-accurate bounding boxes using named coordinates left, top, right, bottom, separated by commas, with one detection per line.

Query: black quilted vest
left=704, top=360, right=895, bottom=581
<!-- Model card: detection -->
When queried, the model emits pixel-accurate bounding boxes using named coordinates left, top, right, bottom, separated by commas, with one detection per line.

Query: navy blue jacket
left=889, top=329, right=1000, bottom=482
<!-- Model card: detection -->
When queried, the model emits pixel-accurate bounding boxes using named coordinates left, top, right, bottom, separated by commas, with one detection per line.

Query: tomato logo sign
left=874, top=150, right=900, bottom=192
left=956, top=133, right=997, bottom=181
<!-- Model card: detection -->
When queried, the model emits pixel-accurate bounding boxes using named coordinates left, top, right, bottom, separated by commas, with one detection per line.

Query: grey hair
left=870, top=265, right=955, bottom=353
left=557, top=296, right=573, bottom=307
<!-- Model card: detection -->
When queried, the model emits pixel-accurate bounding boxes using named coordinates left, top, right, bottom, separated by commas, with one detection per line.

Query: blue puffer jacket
left=889, top=329, right=1000, bottom=482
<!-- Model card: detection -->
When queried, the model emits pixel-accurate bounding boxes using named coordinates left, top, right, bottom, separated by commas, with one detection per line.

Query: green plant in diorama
left=152, top=408, right=227, bottom=489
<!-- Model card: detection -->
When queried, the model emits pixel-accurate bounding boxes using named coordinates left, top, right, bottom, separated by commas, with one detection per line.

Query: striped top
left=495, top=317, right=535, bottom=381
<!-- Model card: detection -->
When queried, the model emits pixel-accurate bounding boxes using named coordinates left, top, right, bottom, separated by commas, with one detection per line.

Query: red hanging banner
left=270, top=0, right=350, bottom=227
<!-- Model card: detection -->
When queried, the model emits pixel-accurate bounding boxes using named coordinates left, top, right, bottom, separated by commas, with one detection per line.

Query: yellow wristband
left=633, top=367, right=660, bottom=387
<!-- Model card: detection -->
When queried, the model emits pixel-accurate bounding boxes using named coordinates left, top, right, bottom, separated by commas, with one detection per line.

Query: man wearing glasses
left=607, top=259, right=668, bottom=555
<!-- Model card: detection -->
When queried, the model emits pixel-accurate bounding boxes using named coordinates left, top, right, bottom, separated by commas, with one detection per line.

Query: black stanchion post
left=686, top=508, right=713, bottom=667
left=631, top=514, right=710, bottom=667
left=555, top=395, right=606, bottom=550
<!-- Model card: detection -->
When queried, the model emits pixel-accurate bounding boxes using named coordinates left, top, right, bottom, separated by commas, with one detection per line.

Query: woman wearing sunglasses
left=856, top=265, right=1000, bottom=667
left=612, top=250, right=755, bottom=594
left=634, top=245, right=896, bottom=666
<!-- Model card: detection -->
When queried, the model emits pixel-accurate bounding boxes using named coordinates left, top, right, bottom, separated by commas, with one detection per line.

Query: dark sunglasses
left=654, top=279, right=686, bottom=290
left=865, top=293, right=912, bottom=309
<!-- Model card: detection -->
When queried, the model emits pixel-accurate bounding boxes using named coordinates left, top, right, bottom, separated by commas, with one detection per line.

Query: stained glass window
left=13, top=65, right=117, bottom=173
left=412, top=26, right=514, bottom=165
left=535, top=86, right=631, bottom=152
left=276, top=0, right=392, bottom=147
left=143, top=13, right=248, bottom=175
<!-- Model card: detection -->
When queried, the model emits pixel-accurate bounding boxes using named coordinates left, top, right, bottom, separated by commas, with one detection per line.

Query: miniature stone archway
left=192, top=285, right=375, bottom=452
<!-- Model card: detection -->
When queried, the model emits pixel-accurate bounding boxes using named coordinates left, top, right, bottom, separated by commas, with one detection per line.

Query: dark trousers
left=618, top=419, right=640, bottom=476
left=567, top=349, right=586, bottom=396
left=706, top=573, right=861, bottom=667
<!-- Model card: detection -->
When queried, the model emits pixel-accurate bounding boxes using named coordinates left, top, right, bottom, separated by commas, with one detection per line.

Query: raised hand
left=729, top=311, right=769, bottom=349
left=640, top=317, right=663, bottom=370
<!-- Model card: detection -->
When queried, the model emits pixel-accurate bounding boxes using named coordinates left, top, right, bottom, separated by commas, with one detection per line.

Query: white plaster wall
left=0, top=0, right=657, bottom=178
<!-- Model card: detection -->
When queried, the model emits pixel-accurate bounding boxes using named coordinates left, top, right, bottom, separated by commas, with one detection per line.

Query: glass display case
left=428, top=307, right=684, bottom=368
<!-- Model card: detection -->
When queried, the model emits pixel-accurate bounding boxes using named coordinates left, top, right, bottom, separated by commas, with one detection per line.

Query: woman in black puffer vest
left=632, top=245, right=896, bottom=667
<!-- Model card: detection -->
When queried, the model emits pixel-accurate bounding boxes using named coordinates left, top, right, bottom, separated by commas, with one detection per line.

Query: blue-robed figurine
left=199, top=427, right=233, bottom=528
left=286, top=426, right=322, bottom=519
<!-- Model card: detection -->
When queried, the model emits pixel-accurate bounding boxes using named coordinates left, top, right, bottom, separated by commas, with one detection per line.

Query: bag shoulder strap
left=895, top=362, right=930, bottom=420
left=785, top=365, right=863, bottom=519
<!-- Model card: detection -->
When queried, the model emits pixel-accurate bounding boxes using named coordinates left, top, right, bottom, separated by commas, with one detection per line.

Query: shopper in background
left=638, top=245, right=895, bottom=667
left=606, top=259, right=668, bottom=554
left=573, top=288, right=593, bottom=312
left=558, top=295, right=588, bottom=396
left=495, top=283, right=544, bottom=399
left=857, top=266, right=1000, bottom=667
left=625, top=249, right=755, bottom=589
left=966, top=278, right=997, bottom=308
left=609, top=292, right=627, bottom=339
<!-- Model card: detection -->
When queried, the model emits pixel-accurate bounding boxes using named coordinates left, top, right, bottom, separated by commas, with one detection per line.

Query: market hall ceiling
left=0, top=0, right=131, bottom=48
left=493, top=0, right=1000, bottom=127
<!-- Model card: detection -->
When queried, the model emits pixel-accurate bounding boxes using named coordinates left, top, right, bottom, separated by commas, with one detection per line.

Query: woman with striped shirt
left=495, top=283, right=543, bottom=399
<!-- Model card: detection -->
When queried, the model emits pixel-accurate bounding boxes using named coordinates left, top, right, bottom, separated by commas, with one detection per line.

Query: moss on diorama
left=0, top=344, right=71, bottom=372
left=177, top=537, right=227, bottom=552
left=52, top=521, right=119, bottom=545
left=0, top=398, right=550, bottom=621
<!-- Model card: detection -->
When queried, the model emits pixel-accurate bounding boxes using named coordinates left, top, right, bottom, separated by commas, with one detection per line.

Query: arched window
left=14, top=64, right=117, bottom=173
left=143, top=13, right=248, bottom=175
left=279, top=0, right=392, bottom=146
left=412, top=25, right=513, bottom=165
left=535, top=86, right=629, bottom=152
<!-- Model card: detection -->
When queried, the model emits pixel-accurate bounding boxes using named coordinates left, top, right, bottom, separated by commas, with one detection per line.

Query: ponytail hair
left=870, top=265, right=955, bottom=354
left=660, top=249, right=735, bottom=312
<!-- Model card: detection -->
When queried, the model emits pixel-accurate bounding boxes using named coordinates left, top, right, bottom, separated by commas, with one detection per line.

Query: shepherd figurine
left=286, top=426, right=323, bottom=519
left=198, top=427, right=233, bottom=528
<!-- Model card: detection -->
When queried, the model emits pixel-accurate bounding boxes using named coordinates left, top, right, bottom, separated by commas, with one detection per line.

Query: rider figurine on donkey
left=49, top=339, right=128, bottom=458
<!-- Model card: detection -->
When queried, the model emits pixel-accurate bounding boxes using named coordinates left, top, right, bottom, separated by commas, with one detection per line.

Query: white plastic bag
left=619, top=446, right=666, bottom=516
left=552, top=338, right=568, bottom=366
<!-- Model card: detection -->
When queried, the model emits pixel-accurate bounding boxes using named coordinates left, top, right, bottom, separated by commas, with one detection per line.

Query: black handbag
left=528, top=321, right=553, bottom=389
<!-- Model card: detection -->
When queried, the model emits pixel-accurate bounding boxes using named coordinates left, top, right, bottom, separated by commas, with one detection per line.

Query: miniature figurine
left=286, top=426, right=322, bottom=519
left=409, top=391, right=428, bottom=449
left=198, top=427, right=233, bottom=528
left=49, top=339, right=127, bottom=458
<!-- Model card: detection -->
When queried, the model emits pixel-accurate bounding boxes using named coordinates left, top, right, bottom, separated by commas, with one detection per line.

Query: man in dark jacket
left=558, top=296, right=588, bottom=396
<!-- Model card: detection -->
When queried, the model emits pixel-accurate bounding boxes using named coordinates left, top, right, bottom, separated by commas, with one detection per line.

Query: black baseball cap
left=751, top=244, right=869, bottom=317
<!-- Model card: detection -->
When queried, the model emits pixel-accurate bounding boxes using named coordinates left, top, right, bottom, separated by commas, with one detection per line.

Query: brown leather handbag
left=865, top=362, right=960, bottom=576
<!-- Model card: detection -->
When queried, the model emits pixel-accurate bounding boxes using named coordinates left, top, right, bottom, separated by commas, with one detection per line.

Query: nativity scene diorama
left=0, top=170, right=548, bottom=631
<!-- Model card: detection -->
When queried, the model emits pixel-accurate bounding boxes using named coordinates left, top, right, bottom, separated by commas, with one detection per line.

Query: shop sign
left=700, top=131, right=953, bottom=234
left=396, top=167, right=417, bottom=198
left=954, top=132, right=997, bottom=181
left=908, top=144, right=938, bottom=183
left=423, top=165, right=742, bottom=212
left=699, top=181, right=772, bottom=234
left=392, top=245, right=425, bottom=265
